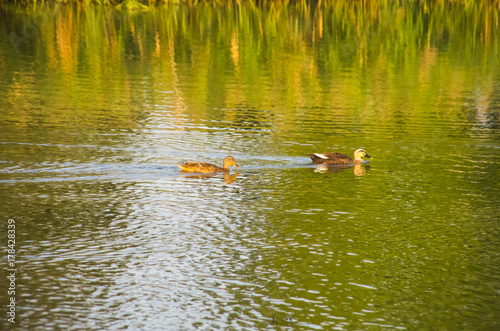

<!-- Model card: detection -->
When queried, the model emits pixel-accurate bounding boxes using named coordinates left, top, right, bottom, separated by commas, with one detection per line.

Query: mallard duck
left=177, top=156, right=240, bottom=173
left=308, top=148, right=371, bottom=165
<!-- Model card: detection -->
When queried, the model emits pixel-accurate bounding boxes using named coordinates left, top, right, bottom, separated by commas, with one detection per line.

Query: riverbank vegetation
left=2, top=0, right=500, bottom=9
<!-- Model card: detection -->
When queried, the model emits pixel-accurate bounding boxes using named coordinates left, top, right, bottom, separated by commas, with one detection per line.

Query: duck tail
left=307, top=153, right=325, bottom=164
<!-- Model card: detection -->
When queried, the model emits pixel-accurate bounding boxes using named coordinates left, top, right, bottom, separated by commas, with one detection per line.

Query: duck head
left=223, top=156, right=240, bottom=169
left=354, top=149, right=371, bottom=160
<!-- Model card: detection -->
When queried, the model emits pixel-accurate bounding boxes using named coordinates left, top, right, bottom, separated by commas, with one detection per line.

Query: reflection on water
left=0, top=1, right=499, bottom=330
left=314, top=164, right=370, bottom=176
left=180, top=172, right=240, bottom=184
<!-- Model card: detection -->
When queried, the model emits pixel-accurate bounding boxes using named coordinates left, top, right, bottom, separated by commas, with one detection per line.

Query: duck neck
left=353, top=152, right=363, bottom=161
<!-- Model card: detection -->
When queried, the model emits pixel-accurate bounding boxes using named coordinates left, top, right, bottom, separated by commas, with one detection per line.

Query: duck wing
left=182, top=162, right=214, bottom=167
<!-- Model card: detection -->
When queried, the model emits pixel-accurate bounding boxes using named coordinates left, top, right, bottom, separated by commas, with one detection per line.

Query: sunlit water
left=1, top=2, right=500, bottom=330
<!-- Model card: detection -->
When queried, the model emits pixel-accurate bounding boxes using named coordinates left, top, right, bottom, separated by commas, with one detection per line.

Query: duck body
left=308, top=148, right=371, bottom=165
left=177, top=156, right=240, bottom=173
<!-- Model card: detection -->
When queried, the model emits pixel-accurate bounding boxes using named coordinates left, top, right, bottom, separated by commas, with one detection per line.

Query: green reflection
left=1, top=0, right=498, bottom=138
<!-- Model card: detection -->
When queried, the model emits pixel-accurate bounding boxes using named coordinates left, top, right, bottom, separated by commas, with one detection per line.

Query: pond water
left=1, top=1, right=499, bottom=330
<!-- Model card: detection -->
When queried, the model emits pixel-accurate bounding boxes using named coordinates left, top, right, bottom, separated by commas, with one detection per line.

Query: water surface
left=0, top=1, right=499, bottom=330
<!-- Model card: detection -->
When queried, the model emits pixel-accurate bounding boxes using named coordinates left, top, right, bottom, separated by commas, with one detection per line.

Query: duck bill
left=365, top=154, right=372, bottom=159
left=234, top=163, right=240, bottom=169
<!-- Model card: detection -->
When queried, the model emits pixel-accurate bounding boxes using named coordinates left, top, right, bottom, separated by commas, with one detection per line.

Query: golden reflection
left=181, top=172, right=239, bottom=184
left=314, top=164, right=370, bottom=176
left=230, top=32, right=239, bottom=68
left=55, top=8, right=76, bottom=73
left=223, top=171, right=239, bottom=184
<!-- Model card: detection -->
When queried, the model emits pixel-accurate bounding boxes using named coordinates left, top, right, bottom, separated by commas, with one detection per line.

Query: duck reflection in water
left=314, top=163, right=370, bottom=176
left=182, top=172, right=239, bottom=184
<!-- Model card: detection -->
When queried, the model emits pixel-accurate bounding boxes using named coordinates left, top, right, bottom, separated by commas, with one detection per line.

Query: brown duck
left=177, top=156, right=240, bottom=173
left=308, top=148, right=371, bottom=165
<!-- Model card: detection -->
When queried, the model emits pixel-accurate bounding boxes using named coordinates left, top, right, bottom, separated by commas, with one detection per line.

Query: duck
left=307, top=148, right=371, bottom=165
left=177, top=156, right=240, bottom=173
